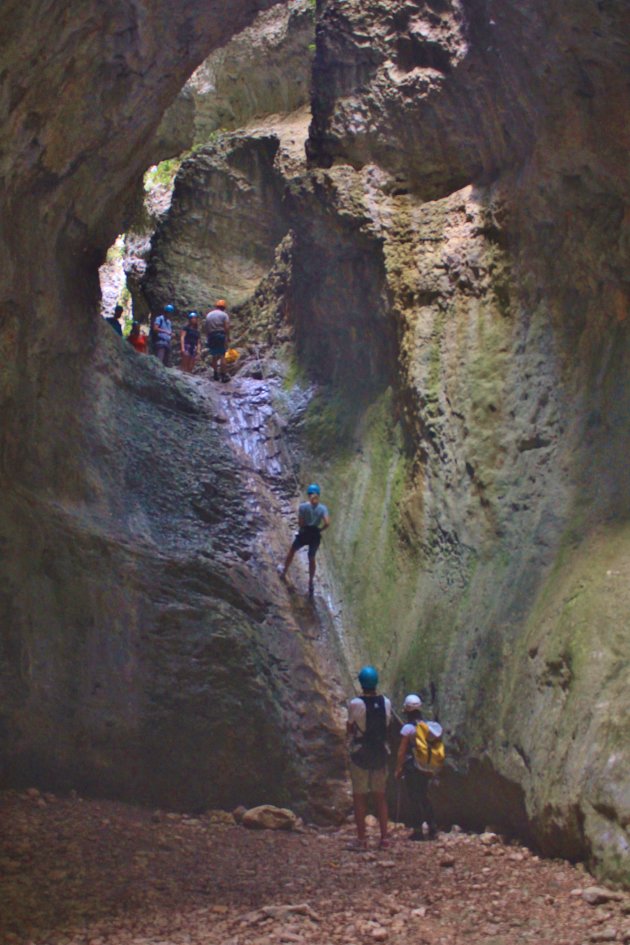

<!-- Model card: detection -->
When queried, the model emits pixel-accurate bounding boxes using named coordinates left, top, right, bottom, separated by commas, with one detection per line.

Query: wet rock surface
left=3, top=790, right=629, bottom=945
left=0, top=331, right=348, bottom=820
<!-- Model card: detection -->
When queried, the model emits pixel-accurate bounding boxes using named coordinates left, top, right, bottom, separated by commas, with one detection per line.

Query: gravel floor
left=1, top=790, right=629, bottom=945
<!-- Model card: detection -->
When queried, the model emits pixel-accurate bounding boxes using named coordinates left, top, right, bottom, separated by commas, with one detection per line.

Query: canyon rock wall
left=305, top=0, right=630, bottom=881
left=188, top=0, right=315, bottom=143
left=0, top=0, right=350, bottom=819
left=143, top=0, right=630, bottom=881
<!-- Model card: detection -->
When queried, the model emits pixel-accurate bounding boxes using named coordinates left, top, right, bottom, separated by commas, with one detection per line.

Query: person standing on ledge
left=346, top=665, right=392, bottom=851
left=180, top=311, right=201, bottom=373
left=105, top=304, right=124, bottom=336
left=278, top=483, right=330, bottom=598
left=153, top=303, right=174, bottom=366
left=205, top=299, right=230, bottom=382
left=127, top=320, right=147, bottom=354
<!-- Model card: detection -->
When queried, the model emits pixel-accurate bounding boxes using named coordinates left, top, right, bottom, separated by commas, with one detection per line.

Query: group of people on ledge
left=346, top=665, right=445, bottom=851
left=104, top=299, right=232, bottom=381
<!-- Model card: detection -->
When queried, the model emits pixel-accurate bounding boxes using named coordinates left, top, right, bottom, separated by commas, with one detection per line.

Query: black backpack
left=351, top=695, right=389, bottom=770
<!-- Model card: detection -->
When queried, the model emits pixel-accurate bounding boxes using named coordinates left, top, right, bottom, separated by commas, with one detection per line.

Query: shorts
left=291, top=526, right=321, bottom=559
left=155, top=344, right=170, bottom=366
left=207, top=330, right=227, bottom=357
left=348, top=760, right=388, bottom=795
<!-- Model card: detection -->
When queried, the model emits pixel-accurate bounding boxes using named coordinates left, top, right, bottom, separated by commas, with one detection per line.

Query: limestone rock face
left=144, top=132, right=293, bottom=310
left=303, top=0, right=630, bottom=884
left=0, top=328, right=349, bottom=817
left=0, top=0, right=352, bottom=821
left=188, top=1, right=315, bottom=143
left=142, top=0, right=630, bottom=882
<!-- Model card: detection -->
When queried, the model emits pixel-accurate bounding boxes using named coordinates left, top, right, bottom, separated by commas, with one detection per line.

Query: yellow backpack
left=413, top=720, right=445, bottom=774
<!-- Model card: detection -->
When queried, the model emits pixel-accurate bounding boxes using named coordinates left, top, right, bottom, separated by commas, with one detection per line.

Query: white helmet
left=427, top=721, right=443, bottom=740
left=403, top=693, right=422, bottom=712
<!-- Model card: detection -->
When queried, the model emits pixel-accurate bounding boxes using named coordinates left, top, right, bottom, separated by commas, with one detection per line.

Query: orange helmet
left=216, top=299, right=227, bottom=309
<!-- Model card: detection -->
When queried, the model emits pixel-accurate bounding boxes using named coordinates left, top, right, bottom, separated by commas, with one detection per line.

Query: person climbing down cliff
left=105, top=304, right=124, bottom=336
left=180, top=312, right=201, bottom=373
left=127, top=320, right=147, bottom=354
left=346, top=665, right=392, bottom=851
left=205, top=299, right=230, bottom=382
left=278, top=483, right=330, bottom=598
left=395, top=694, right=444, bottom=841
left=153, top=303, right=174, bottom=366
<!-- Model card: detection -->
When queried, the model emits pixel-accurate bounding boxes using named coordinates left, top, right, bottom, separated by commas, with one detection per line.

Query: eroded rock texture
left=306, top=0, right=630, bottom=882
left=188, top=0, right=315, bottom=142
left=144, top=0, right=630, bottom=881
left=0, top=0, right=350, bottom=819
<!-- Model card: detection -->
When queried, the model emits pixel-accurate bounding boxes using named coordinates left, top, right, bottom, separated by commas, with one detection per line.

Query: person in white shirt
left=395, top=693, right=440, bottom=840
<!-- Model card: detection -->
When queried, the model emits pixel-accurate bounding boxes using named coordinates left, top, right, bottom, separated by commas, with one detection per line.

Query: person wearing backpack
left=346, top=665, right=392, bottom=851
left=395, top=693, right=443, bottom=841
left=153, top=303, right=174, bottom=365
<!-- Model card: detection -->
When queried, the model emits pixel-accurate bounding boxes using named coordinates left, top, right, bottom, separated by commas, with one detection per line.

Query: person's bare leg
left=353, top=793, right=368, bottom=847
left=374, top=791, right=389, bottom=843
left=281, top=546, right=296, bottom=577
left=308, top=555, right=316, bottom=596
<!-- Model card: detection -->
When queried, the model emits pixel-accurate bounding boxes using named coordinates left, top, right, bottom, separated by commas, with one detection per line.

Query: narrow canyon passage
left=1, top=3, right=630, bottom=940
left=2, top=349, right=629, bottom=945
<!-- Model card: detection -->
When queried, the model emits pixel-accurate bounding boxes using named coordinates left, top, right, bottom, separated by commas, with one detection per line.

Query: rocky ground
left=2, top=789, right=630, bottom=945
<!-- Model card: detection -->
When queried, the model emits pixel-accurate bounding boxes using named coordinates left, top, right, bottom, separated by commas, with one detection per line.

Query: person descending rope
left=346, top=665, right=392, bottom=851
left=278, top=483, right=330, bottom=598
left=395, top=693, right=444, bottom=841
left=205, top=299, right=231, bottom=382
left=153, top=303, right=174, bottom=366
left=180, top=311, right=201, bottom=373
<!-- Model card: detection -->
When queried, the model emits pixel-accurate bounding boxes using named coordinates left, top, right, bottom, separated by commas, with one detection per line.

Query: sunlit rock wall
left=188, top=0, right=315, bottom=143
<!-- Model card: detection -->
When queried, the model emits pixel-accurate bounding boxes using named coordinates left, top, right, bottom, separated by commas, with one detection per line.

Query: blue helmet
left=358, top=665, right=379, bottom=690
left=307, top=483, right=321, bottom=495
left=164, top=303, right=175, bottom=313
left=188, top=311, right=198, bottom=318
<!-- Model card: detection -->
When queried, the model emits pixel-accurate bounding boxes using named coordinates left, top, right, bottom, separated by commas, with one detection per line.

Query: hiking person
left=180, top=311, right=201, bottom=373
left=153, top=303, right=174, bottom=366
left=127, top=321, right=148, bottom=354
left=395, top=693, right=443, bottom=841
left=105, top=304, right=124, bottom=336
left=346, top=665, right=392, bottom=851
left=205, top=299, right=230, bottom=382
left=278, top=483, right=330, bottom=598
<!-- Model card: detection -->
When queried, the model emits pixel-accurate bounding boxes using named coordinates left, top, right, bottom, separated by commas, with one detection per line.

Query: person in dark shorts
left=278, top=483, right=330, bottom=598
left=347, top=665, right=392, bottom=850
left=180, top=311, right=201, bottom=373
left=395, top=693, right=441, bottom=841
left=153, top=303, right=174, bottom=365
left=205, top=299, right=230, bottom=382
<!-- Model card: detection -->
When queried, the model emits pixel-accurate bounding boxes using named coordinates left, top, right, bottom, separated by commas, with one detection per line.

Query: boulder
left=241, top=805, right=301, bottom=831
